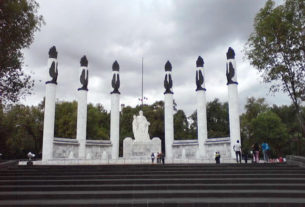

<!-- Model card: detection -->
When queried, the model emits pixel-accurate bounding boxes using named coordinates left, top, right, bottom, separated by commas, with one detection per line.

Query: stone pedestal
left=123, top=137, right=161, bottom=159
left=110, top=93, right=120, bottom=159
left=197, top=90, right=207, bottom=158
left=164, top=93, right=174, bottom=160
left=76, top=90, right=88, bottom=159
left=228, top=84, right=241, bottom=159
left=42, top=83, right=56, bottom=161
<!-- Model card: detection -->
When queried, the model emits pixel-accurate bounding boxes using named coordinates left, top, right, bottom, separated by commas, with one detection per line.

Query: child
left=215, top=151, right=221, bottom=164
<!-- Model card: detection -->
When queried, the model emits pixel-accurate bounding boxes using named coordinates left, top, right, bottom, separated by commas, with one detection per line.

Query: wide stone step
left=1, top=173, right=304, bottom=180
left=1, top=177, right=305, bottom=185
left=1, top=183, right=305, bottom=192
left=8, top=163, right=299, bottom=170
left=1, top=163, right=304, bottom=206
left=1, top=197, right=305, bottom=207
left=1, top=168, right=304, bottom=176
left=1, top=189, right=305, bottom=200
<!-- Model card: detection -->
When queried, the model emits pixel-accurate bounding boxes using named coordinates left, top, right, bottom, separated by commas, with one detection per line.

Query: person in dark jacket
left=252, top=143, right=260, bottom=163
left=215, top=152, right=221, bottom=164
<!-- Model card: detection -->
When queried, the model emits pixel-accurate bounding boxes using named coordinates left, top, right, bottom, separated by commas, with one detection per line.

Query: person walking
left=252, top=143, right=260, bottom=163
left=233, top=140, right=242, bottom=163
left=261, top=142, right=270, bottom=163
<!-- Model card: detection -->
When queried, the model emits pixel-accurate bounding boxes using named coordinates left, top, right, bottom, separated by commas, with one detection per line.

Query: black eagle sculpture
left=164, top=60, right=173, bottom=94
left=78, top=56, right=89, bottom=91
left=195, top=56, right=205, bottom=91
left=46, top=46, right=58, bottom=84
left=111, top=60, right=120, bottom=94
left=226, top=47, right=237, bottom=85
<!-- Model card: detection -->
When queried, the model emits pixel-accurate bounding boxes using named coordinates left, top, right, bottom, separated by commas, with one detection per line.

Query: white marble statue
left=132, top=110, right=150, bottom=142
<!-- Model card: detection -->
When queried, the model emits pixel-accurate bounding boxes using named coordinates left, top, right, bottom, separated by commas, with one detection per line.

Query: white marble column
left=42, top=83, right=56, bottom=161
left=110, top=93, right=120, bottom=159
left=76, top=90, right=87, bottom=159
left=228, top=84, right=241, bottom=159
left=42, top=47, right=58, bottom=162
left=226, top=47, right=241, bottom=159
left=197, top=90, right=207, bottom=157
left=195, top=56, right=207, bottom=158
left=164, top=93, right=174, bottom=160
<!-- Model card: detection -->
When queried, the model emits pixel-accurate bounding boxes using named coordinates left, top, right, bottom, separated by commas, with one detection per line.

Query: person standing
left=233, top=140, right=242, bottom=163
left=151, top=152, right=155, bottom=164
left=215, top=152, right=221, bottom=164
left=252, top=143, right=260, bottom=163
left=261, top=142, right=270, bottom=163
left=242, top=148, right=249, bottom=164
left=161, top=152, right=165, bottom=165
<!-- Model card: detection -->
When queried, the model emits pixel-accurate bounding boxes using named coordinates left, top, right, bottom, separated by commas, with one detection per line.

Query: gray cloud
left=22, top=0, right=290, bottom=116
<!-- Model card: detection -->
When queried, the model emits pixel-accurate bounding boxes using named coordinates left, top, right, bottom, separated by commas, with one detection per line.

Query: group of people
left=215, top=140, right=270, bottom=164
left=251, top=142, right=270, bottom=163
left=151, top=152, right=165, bottom=164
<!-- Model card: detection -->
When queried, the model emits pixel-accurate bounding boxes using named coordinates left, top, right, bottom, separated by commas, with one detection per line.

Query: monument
left=132, top=111, right=150, bottom=142
left=123, top=110, right=161, bottom=159
left=37, top=45, right=241, bottom=165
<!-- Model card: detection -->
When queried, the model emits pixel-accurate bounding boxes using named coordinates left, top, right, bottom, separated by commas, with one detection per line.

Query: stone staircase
left=0, top=163, right=305, bottom=206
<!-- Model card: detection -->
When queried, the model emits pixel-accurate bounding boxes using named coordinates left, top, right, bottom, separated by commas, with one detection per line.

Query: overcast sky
left=22, top=0, right=290, bottom=115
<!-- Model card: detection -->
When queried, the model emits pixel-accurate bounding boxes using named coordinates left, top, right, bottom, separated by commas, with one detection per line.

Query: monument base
left=123, top=137, right=161, bottom=159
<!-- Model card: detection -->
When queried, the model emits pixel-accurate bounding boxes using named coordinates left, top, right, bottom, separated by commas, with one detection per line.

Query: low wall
left=286, top=155, right=305, bottom=168
left=172, top=138, right=232, bottom=161
left=204, top=137, right=231, bottom=160
left=172, top=140, right=199, bottom=159
left=86, top=140, right=112, bottom=160
left=53, top=138, right=79, bottom=159
left=53, top=138, right=112, bottom=160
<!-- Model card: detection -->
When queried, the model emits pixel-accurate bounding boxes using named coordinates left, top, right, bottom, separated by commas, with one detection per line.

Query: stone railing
left=286, top=155, right=305, bottom=168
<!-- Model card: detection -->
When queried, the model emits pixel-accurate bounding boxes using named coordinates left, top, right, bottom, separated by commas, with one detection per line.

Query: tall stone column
left=195, top=56, right=208, bottom=158
left=110, top=61, right=120, bottom=159
left=164, top=61, right=174, bottom=160
left=226, top=47, right=241, bottom=159
left=76, top=56, right=89, bottom=159
left=42, top=46, right=58, bottom=162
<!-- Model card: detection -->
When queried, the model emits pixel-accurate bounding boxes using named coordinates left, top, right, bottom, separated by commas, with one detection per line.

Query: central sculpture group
left=133, top=111, right=150, bottom=142
left=41, top=46, right=241, bottom=163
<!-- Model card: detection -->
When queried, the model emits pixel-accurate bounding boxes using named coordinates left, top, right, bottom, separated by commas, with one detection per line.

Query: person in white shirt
left=233, top=140, right=242, bottom=163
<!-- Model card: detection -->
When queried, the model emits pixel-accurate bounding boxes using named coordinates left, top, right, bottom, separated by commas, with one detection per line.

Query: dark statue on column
left=111, top=60, right=120, bottom=94
left=46, top=46, right=58, bottom=84
left=78, top=56, right=89, bottom=91
left=195, top=56, right=205, bottom=91
left=226, top=47, right=237, bottom=85
left=164, top=60, right=173, bottom=94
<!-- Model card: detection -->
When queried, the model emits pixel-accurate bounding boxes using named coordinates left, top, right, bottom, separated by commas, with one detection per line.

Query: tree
left=206, top=99, right=229, bottom=138
left=251, top=111, right=288, bottom=156
left=174, top=110, right=189, bottom=140
left=54, top=101, right=77, bottom=138
left=271, top=104, right=305, bottom=155
left=2, top=104, right=43, bottom=158
left=87, top=103, right=110, bottom=140
left=0, top=0, right=44, bottom=104
left=240, top=97, right=269, bottom=144
left=245, top=0, right=305, bottom=136
left=189, top=98, right=229, bottom=138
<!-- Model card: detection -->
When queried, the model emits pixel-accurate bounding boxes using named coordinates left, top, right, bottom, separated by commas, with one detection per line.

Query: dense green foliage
left=245, top=0, right=305, bottom=137
left=189, top=99, right=229, bottom=138
left=0, top=0, right=44, bottom=104
left=241, top=97, right=305, bottom=156
left=0, top=97, right=304, bottom=159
